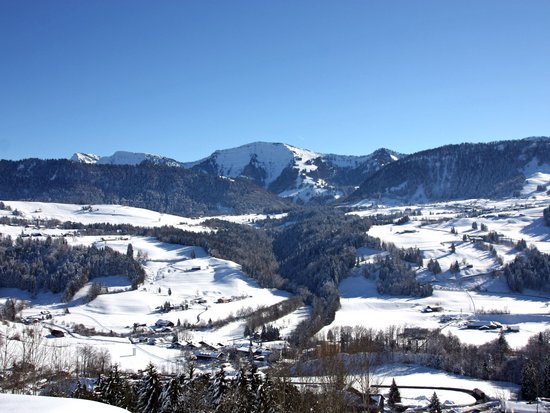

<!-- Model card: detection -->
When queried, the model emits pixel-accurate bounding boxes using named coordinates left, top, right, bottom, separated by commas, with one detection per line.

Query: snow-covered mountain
left=71, top=151, right=183, bottom=167
left=184, top=142, right=401, bottom=202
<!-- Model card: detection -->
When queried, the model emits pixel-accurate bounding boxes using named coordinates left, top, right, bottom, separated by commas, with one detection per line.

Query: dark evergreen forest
left=0, top=235, right=145, bottom=301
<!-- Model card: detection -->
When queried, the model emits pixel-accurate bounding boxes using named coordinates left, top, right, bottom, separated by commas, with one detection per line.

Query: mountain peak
left=70, top=152, right=101, bottom=164
left=185, top=142, right=402, bottom=202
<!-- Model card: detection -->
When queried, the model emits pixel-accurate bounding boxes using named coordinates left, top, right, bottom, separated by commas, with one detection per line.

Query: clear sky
left=1, top=0, right=549, bottom=161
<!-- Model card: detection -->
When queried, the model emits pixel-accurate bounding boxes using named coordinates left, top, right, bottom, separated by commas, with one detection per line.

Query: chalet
left=49, top=329, right=65, bottom=338
left=342, top=384, right=385, bottom=413
left=198, top=341, right=218, bottom=351
left=216, top=297, right=232, bottom=304
left=465, top=320, right=487, bottom=329
left=195, top=351, right=224, bottom=361
left=465, top=320, right=502, bottom=330
left=422, top=305, right=443, bottom=313
left=155, top=319, right=174, bottom=328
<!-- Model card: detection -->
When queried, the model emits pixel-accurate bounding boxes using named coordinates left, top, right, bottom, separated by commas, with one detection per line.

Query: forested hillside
left=349, top=137, right=550, bottom=203
left=0, top=159, right=290, bottom=216
left=0, top=235, right=145, bottom=301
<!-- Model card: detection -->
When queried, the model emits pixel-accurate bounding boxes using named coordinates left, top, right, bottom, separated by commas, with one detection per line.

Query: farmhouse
left=155, top=319, right=174, bottom=328
left=195, top=351, right=224, bottom=361
left=49, top=329, right=65, bottom=338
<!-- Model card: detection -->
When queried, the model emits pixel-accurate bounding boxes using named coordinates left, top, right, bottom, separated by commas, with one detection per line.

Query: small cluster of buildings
left=463, top=320, right=520, bottom=332
left=21, top=310, right=52, bottom=324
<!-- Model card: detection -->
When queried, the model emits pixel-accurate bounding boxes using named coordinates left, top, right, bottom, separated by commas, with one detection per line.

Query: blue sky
left=1, top=0, right=549, bottom=161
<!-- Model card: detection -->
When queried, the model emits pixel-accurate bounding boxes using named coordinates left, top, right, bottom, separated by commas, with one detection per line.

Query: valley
left=2, top=138, right=550, bottom=411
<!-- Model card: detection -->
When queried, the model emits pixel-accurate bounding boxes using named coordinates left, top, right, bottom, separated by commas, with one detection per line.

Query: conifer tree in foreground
left=136, top=362, right=162, bottom=413
left=388, top=378, right=401, bottom=408
left=429, top=392, right=442, bottom=413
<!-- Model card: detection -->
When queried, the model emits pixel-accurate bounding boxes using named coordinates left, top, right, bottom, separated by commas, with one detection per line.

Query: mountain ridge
left=347, top=137, right=550, bottom=204
left=71, top=142, right=403, bottom=203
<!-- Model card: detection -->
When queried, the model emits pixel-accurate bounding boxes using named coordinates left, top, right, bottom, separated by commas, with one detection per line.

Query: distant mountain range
left=2, top=136, right=547, bottom=216
left=71, top=151, right=183, bottom=168
left=72, top=142, right=401, bottom=203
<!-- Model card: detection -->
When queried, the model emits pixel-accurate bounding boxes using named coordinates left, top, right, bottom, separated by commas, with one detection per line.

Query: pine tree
left=449, top=260, right=460, bottom=274
left=210, top=366, right=227, bottom=412
left=257, top=374, right=277, bottom=413
left=95, top=364, right=134, bottom=409
left=429, top=392, right=442, bottom=413
left=127, top=243, right=134, bottom=258
left=137, top=362, right=162, bottom=413
left=388, top=378, right=401, bottom=408
left=234, top=365, right=254, bottom=413
left=521, top=360, right=539, bottom=401
left=159, top=375, right=184, bottom=413
left=73, top=379, right=97, bottom=401
left=427, top=259, right=442, bottom=275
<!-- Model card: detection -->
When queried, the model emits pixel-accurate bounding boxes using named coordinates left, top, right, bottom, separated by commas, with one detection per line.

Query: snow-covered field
left=319, top=274, right=550, bottom=348
left=371, top=363, right=519, bottom=406
left=0, top=200, right=285, bottom=232
left=332, top=192, right=550, bottom=348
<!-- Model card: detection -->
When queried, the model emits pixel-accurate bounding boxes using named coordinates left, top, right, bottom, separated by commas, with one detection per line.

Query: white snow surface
left=0, top=200, right=281, bottom=232
left=371, top=363, right=518, bottom=405
left=184, top=142, right=295, bottom=185
left=70, top=152, right=101, bottom=164
left=0, top=393, right=129, bottom=412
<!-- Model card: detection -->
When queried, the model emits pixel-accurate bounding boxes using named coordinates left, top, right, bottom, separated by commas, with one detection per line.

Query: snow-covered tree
left=159, top=374, right=185, bottom=413
left=210, top=366, right=227, bottom=412
left=136, top=362, right=162, bottom=413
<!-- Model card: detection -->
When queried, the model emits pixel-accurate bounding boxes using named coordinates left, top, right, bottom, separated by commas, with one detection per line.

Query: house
left=49, top=329, right=65, bottom=338
left=198, top=341, right=218, bottom=351
left=155, top=319, right=174, bottom=328
left=342, top=384, right=385, bottom=413
left=422, top=305, right=443, bottom=313
left=195, top=351, right=224, bottom=361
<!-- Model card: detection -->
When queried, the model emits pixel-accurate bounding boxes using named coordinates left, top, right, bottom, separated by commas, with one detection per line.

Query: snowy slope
left=70, top=152, right=101, bottom=164
left=0, top=393, right=129, bottom=412
left=184, top=142, right=295, bottom=185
